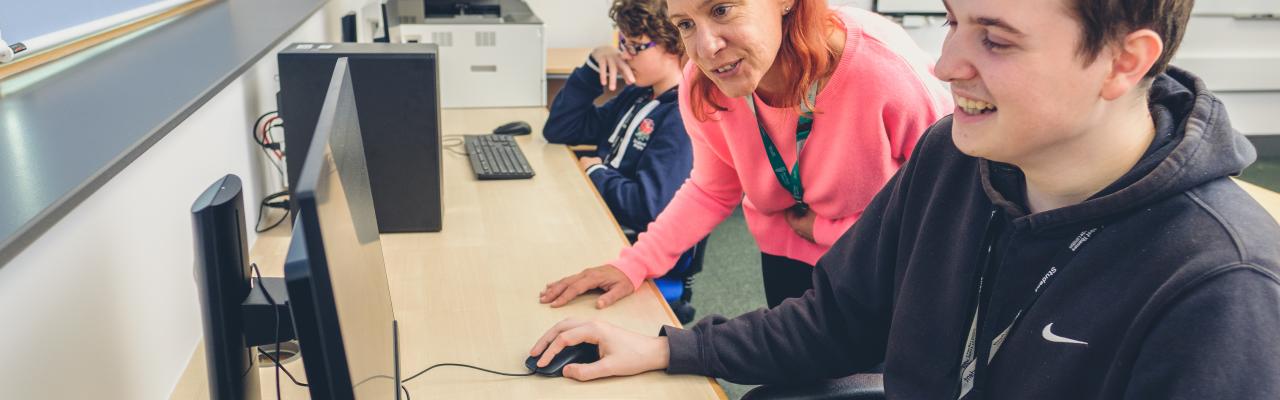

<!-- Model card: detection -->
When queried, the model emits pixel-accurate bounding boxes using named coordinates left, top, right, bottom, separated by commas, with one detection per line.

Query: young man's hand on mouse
left=540, top=264, right=634, bottom=308
left=529, top=318, right=668, bottom=381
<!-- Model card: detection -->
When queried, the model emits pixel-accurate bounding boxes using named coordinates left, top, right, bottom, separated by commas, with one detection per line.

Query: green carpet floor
left=1241, top=157, right=1280, bottom=193
left=688, top=206, right=765, bottom=399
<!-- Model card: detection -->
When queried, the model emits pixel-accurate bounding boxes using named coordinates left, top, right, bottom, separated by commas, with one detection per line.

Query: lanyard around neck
left=745, top=83, right=819, bottom=206
left=958, top=224, right=1103, bottom=399
left=605, top=92, right=657, bottom=162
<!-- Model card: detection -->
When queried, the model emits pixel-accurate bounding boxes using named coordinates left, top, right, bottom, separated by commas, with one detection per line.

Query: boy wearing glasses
left=543, top=0, right=699, bottom=320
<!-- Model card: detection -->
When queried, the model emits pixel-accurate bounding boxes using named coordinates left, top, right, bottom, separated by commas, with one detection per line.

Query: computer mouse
left=524, top=343, right=600, bottom=377
left=493, top=120, right=532, bottom=135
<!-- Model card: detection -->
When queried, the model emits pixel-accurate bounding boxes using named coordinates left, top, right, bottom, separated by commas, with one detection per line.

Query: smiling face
left=934, top=0, right=1116, bottom=166
left=667, top=0, right=790, bottom=98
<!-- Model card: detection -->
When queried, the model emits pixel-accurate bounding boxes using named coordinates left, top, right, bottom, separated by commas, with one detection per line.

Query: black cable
left=255, top=119, right=284, bottom=176
left=255, top=191, right=289, bottom=233
left=250, top=264, right=282, bottom=400
left=403, top=363, right=535, bottom=383
left=252, top=111, right=288, bottom=188
left=252, top=114, right=288, bottom=235
left=249, top=237, right=529, bottom=400
left=260, top=145, right=287, bottom=187
left=265, top=122, right=286, bottom=155
left=252, top=111, right=278, bottom=146
left=257, top=348, right=309, bottom=387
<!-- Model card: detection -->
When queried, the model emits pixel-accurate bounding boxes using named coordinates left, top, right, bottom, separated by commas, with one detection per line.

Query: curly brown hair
left=609, top=0, right=683, bottom=56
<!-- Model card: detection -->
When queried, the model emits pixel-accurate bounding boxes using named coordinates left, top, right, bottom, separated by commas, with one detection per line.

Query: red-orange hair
left=688, top=0, right=840, bottom=121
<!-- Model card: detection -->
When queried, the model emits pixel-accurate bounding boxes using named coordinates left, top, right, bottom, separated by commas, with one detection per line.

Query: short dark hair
left=609, top=0, right=683, bottom=56
left=1068, top=0, right=1194, bottom=78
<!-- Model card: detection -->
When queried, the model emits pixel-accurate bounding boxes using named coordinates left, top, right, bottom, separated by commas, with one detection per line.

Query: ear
left=1100, top=29, right=1163, bottom=101
left=780, top=0, right=796, bottom=14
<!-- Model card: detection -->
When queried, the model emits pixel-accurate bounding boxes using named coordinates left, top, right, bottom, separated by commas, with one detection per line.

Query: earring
left=784, top=6, right=791, bottom=14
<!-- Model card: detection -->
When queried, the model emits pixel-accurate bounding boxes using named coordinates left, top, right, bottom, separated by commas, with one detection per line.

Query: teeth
left=714, top=61, right=738, bottom=73
left=955, top=95, right=996, bottom=115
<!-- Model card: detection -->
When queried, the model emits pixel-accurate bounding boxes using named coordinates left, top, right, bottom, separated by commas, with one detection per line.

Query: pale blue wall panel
left=0, top=0, right=163, bottom=42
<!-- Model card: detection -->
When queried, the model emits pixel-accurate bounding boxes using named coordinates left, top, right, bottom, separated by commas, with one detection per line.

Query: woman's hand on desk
left=530, top=318, right=669, bottom=381
left=540, top=264, right=635, bottom=308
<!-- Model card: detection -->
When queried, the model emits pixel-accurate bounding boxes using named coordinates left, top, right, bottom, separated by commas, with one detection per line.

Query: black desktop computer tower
left=278, top=43, right=443, bottom=232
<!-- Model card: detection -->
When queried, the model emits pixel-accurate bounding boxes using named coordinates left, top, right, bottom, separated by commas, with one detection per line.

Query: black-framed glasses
left=617, top=35, right=657, bottom=55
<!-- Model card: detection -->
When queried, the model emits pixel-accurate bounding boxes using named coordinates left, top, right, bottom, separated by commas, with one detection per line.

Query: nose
left=933, top=33, right=976, bottom=83
left=688, top=26, right=725, bottom=65
left=621, top=50, right=634, bottom=61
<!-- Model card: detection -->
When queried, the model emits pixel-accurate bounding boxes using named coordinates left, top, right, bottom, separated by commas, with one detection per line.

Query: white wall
left=0, top=1, right=357, bottom=398
left=885, top=10, right=1280, bottom=136
left=523, top=0, right=873, bottom=49
left=525, top=0, right=615, bottom=48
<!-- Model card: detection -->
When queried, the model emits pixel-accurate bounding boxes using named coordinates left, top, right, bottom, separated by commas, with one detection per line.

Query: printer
left=386, top=0, right=545, bottom=108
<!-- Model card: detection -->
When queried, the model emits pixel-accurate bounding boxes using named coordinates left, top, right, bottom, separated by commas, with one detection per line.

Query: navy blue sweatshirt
left=543, top=57, right=692, bottom=232
left=662, top=67, right=1280, bottom=399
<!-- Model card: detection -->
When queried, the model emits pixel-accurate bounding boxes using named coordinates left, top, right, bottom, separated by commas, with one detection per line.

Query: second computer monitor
left=278, top=42, right=442, bottom=233
left=283, top=58, right=400, bottom=400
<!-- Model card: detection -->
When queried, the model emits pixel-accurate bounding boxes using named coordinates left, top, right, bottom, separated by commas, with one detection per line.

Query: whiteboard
left=874, top=0, right=1280, bottom=16
left=873, top=0, right=945, bottom=15
left=1193, top=0, right=1280, bottom=16
left=0, top=0, right=164, bottom=43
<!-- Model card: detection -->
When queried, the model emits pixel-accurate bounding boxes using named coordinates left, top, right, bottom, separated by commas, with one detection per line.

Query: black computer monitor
left=277, top=42, right=442, bottom=233
left=190, top=174, right=261, bottom=400
left=283, top=57, right=401, bottom=400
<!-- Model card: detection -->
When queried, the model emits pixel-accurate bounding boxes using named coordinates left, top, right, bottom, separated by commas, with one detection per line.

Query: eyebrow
left=669, top=0, right=718, bottom=20
left=940, top=0, right=1026, bottom=37
left=974, top=17, right=1026, bottom=36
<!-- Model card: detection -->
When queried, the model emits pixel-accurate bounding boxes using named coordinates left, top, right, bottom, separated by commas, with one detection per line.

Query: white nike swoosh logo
left=1042, top=323, right=1088, bottom=345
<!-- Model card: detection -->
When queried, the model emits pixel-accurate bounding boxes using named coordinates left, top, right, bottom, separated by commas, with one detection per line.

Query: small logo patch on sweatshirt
left=633, top=118, right=654, bottom=150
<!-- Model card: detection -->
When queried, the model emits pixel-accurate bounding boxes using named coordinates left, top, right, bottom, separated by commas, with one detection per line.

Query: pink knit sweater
left=612, top=7, right=953, bottom=289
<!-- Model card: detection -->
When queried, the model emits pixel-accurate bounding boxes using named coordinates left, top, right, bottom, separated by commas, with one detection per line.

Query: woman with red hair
left=541, top=1, right=951, bottom=309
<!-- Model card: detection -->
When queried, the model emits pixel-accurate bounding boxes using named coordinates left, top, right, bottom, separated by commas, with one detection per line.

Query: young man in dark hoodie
left=529, top=0, right=1280, bottom=397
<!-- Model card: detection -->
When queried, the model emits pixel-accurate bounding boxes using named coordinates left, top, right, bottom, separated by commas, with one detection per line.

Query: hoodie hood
left=980, top=66, right=1257, bottom=233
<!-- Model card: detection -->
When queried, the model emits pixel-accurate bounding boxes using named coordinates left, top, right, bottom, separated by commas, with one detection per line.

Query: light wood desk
left=545, top=47, right=619, bottom=107
left=547, top=48, right=592, bottom=78
left=171, top=107, right=726, bottom=399
left=1237, top=178, right=1280, bottom=222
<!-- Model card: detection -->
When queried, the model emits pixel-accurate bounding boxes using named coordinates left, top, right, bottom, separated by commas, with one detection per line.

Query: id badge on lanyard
left=956, top=225, right=1102, bottom=399
left=746, top=84, right=818, bottom=215
left=606, top=94, right=656, bottom=162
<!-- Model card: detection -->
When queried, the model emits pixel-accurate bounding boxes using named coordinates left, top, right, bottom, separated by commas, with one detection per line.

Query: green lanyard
left=746, top=84, right=819, bottom=208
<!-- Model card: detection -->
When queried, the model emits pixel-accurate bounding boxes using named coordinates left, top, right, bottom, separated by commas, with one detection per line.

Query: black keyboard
left=464, top=134, right=535, bottom=180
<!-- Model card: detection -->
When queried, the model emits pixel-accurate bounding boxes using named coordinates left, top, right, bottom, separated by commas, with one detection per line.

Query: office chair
left=623, top=227, right=708, bottom=324
left=741, top=373, right=885, bottom=400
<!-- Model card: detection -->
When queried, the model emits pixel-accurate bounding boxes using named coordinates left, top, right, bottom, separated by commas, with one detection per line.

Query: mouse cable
left=244, top=262, right=445, bottom=400
left=257, top=348, right=308, bottom=387
left=248, top=264, right=281, bottom=397
left=403, top=363, right=536, bottom=383
left=256, top=346, right=416, bottom=400
left=441, top=136, right=467, bottom=156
